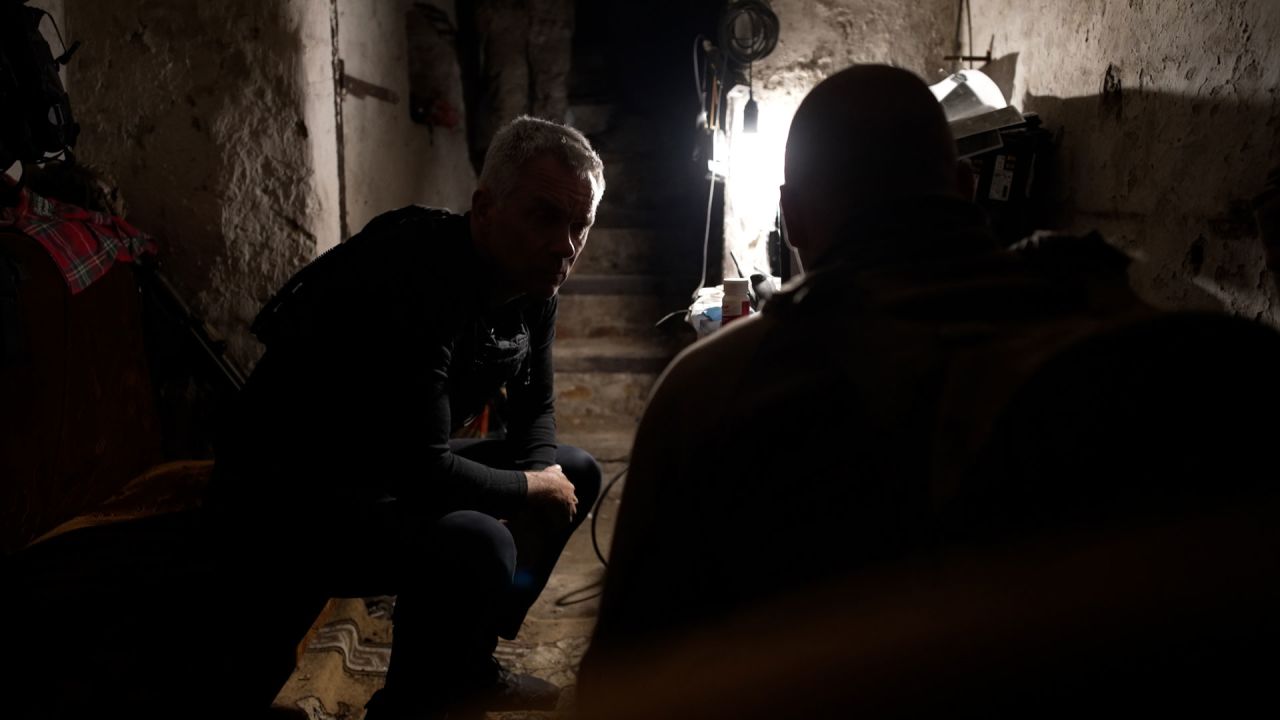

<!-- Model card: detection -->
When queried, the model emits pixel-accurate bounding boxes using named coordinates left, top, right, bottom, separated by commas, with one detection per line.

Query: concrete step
left=580, top=222, right=708, bottom=286
left=553, top=335, right=686, bottom=453
left=557, top=274, right=687, bottom=341
left=555, top=369, right=657, bottom=434
left=556, top=291, right=687, bottom=340
left=554, top=336, right=682, bottom=374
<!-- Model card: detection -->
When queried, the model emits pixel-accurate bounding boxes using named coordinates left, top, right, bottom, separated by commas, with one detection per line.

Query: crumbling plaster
left=723, top=0, right=953, bottom=278
left=66, top=1, right=340, bottom=369
left=968, top=0, right=1280, bottom=320
left=337, top=0, right=474, bottom=235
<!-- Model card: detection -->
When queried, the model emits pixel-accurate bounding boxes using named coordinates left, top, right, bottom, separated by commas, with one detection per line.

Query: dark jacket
left=212, top=207, right=557, bottom=518
left=583, top=197, right=1280, bottom=715
left=587, top=196, right=1280, bottom=669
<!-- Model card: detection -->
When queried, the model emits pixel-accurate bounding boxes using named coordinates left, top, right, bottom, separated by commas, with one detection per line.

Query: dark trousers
left=203, top=441, right=600, bottom=709
left=370, top=441, right=600, bottom=696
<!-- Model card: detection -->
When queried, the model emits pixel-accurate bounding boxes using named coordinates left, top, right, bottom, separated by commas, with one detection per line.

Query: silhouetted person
left=578, top=65, right=1280, bottom=716
left=204, top=117, right=604, bottom=719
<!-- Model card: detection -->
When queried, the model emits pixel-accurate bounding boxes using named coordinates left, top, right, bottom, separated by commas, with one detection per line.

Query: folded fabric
left=0, top=184, right=157, bottom=293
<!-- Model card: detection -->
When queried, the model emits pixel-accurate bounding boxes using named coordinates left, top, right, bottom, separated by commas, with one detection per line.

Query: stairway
left=555, top=134, right=699, bottom=482
left=481, top=19, right=708, bottom=714
left=552, top=42, right=702, bottom=510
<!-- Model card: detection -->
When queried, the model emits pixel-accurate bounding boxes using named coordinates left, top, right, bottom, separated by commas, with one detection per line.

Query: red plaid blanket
left=0, top=185, right=157, bottom=294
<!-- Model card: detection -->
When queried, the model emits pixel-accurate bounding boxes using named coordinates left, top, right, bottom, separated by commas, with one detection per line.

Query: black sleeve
left=394, top=331, right=531, bottom=515
left=247, top=206, right=531, bottom=516
left=503, top=295, right=558, bottom=470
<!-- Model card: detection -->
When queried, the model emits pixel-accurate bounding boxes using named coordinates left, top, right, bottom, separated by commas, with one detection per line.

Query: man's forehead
left=524, top=180, right=593, bottom=207
left=517, top=160, right=596, bottom=212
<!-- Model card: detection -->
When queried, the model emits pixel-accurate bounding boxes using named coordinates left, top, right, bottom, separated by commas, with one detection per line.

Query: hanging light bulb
left=743, top=87, right=759, bottom=133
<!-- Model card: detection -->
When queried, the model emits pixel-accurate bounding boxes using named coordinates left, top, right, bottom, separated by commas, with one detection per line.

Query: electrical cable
left=590, top=464, right=628, bottom=568
left=967, top=0, right=974, bottom=69
left=688, top=0, right=777, bottom=302
left=953, top=0, right=975, bottom=70
left=693, top=34, right=707, bottom=116
left=686, top=26, right=718, bottom=304
left=554, top=579, right=604, bottom=607
left=655, top=131, right=717, bottom=326
left=953, top=1, right=963, bottom=71
left=690, top=168, right=717, bottom=300
left=678, top=2, right=779, bottom=315
left=727, top=249, right=745, bottom=280
left=543, top=461, right=631, bottom=606
left=718, top=0, right=779, bottom=67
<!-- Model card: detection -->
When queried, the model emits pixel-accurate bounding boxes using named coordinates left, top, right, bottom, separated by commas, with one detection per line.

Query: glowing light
left=722, top=84, right=792, bottom=276
left=709, top=128, right=729, bottom=179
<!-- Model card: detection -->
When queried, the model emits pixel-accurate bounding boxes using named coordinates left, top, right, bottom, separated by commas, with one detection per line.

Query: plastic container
left=721, top=277, right=751, bottom=327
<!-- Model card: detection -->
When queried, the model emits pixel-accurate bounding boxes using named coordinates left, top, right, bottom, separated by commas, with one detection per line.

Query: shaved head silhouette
left=780, top=65, right=962, bottom=267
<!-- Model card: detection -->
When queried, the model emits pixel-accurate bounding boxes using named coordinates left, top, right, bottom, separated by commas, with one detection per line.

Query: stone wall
left=969, top=0, right=1280, bottom=321
left=64, top=0, right=340, bottom=369
left=722, top=0, right=953, bottom=278
left=51, top=0, right=565, bottom=369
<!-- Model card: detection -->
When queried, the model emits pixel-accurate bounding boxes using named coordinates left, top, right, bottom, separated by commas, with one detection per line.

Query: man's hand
left=525, top=464, right=578, bottom=525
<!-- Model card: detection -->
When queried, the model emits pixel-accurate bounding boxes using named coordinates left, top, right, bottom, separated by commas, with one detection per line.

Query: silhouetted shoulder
left=251, top=206, right=473, bottom=349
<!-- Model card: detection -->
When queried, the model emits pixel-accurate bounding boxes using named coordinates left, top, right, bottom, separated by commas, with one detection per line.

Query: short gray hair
left=479, top=116, right=605, bottom=210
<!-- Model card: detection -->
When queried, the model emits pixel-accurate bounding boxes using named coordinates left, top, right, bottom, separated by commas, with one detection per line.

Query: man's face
left=474, top=153, right=597, bottom=299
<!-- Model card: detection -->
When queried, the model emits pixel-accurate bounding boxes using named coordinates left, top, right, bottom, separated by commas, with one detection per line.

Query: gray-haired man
left=206, top=116, right=605, bottom=718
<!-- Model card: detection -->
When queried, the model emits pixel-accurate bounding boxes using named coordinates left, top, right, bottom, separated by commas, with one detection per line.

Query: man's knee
left=432, top=510, right=517, bottom=588
left=556, top=444, right=602, bottom=508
